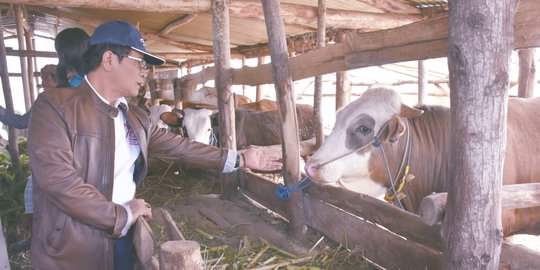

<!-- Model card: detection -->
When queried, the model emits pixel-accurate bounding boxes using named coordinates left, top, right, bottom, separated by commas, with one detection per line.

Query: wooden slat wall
left=239, top=171, right=540, bottom=269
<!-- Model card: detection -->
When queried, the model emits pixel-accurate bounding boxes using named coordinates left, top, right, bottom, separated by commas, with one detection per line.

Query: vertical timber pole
left=444, top=1, right=516, bottom=269
left=335, top=32, right=350, bottom=111
left=313, top=0, right=326, bottom=148
left=418, top=60, right=427, bottom=106
left=0, top=14, right=22, bottom=179
left=15, top=5, right=31, bottom=111
left=23, top=7, right=35, bottom=103
left=261, top=0, right=307, bottom=239
left=255, top=56, right=266, bottom=101
left=213, top=0, right=238, bottom=199
left=517, top=48, right=535, bottom=98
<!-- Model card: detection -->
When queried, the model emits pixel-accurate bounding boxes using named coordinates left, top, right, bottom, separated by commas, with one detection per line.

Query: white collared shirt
left=85, top=76, right=140, bottom=205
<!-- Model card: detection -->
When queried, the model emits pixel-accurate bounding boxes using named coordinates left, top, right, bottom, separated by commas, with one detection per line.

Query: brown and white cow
left=160, top=99, right=315, bottom=149
left=305, top=87, right=540, bottom=236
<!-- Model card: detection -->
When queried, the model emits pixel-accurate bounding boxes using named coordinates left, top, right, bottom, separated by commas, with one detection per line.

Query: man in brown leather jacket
left=27, top=20, right=281, bottom=270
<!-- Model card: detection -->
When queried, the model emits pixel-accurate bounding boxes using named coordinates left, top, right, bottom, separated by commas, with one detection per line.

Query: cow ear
left=399, top=103, right=424, bottom=118
left=380, top=115, right=406, bottom=143
left=160, top=110, right=183, bottom=127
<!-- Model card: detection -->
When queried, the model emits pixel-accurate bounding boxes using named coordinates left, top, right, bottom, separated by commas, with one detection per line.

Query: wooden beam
left=5, top=48, right=57, bottom=58
left=27, top=6, right=214, bottom=52
left=4, top=0, right=213, bottom=13
left=158, top=14, right=197, bottom=36
left=230, top=0, right=540, bottom=86
left=7, top=0, right=423, bottom=29
left=228, top=2, right=423, bottom=30
left=419, top=183, right=540, bottom=226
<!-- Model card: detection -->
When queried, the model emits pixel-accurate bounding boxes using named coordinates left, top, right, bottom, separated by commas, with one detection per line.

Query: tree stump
left=159, top=240, right=204, bottom=270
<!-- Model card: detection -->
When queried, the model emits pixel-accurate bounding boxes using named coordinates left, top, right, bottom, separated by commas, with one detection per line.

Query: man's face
left=115, top=50, right=148, bottom=98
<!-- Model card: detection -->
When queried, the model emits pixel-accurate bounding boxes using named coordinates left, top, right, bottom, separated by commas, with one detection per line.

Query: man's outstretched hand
left=241, top=146, right=282, bottom=172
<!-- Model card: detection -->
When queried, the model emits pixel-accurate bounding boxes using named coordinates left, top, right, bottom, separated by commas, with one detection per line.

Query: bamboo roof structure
left=0, top=0, right=448, bottom=68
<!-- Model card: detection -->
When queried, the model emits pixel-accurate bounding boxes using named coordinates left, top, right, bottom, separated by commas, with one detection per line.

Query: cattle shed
left=1, top=0, right=540, bottom=269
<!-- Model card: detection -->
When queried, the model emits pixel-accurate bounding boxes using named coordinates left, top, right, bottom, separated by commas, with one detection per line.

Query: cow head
left=160, top=108, right=217, bottom=144
left=305, top=87, right=423, bottom=193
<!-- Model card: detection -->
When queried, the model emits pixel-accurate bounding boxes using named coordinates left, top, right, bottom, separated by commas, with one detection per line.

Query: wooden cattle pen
left=1, top=0, right=540, bottom=269
left=172, top=0, right=540, bottom=269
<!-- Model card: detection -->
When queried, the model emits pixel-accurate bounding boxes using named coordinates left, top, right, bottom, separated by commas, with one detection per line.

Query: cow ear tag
left=399, top=103, right=424, bottom=118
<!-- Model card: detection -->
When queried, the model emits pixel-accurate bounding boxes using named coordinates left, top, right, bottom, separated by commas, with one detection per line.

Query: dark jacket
left=28, top=81, right=229, bottom=270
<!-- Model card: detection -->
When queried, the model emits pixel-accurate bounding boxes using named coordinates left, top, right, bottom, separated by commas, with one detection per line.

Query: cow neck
left=376, top=119, right=414, bottom=210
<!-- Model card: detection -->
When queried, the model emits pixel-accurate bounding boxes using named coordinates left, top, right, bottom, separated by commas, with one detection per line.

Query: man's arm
left=0, top=106, right=31, bottom=129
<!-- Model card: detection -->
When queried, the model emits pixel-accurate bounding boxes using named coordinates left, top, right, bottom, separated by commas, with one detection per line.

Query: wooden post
left=148, top=77, right=159, bottom=105
left=517, top=48, right=536, bottom=98
left=159, top=241, right=204, bottom=270
left=24, top=21, right=36, bottom=104
left=444, top=1, right=516, bottom=269
left=418, top=60, right=427, bottom=105
left=335, top=32, right=350, bottom=111
left=261, top=0, right=307, bottom=239
left=213, top=0, right=238, bottom=199
left=313, top=0, right=326, bottom=148
left=255, top=56, right=266, bottom=101
left=15, top=5, right=31, bottom=111
left=0, top=12, right=22, bottom=179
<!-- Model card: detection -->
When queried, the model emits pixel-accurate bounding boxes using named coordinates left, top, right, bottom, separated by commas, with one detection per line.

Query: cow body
left=160, top=99, right=315, bottom=149
left=233, top=103, right=315, bottom=149
left=305, top=87, right=540, bottom=236
left=187, top=86, right=252, bottom=106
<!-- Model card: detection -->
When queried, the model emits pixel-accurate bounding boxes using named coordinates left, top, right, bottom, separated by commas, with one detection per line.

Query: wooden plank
left=303, top=192, right=443, bottom=270
left=239, top=172, right=540, bottom=269
left=239, top=171, right=289, bottom=219
left=500, top=242, right=540, bottom=269
left=419, top=183, right=540, bottom=225
left=306, top=184, right=442, bottom=250
left=240, top=171, right=441, bottom=250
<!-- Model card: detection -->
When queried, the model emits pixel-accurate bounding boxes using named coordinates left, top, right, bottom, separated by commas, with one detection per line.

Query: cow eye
left=356, top=126, right=371, bottom=134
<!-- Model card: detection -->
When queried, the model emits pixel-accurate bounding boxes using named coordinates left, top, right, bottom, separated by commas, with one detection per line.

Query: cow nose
left=305, top=162, right=321, bottom=179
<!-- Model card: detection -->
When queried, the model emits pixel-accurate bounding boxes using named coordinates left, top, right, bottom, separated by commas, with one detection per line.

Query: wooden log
left=212, top=0, right=239, bottom=200
left=518, top=48, right=536, bottom=98
left=159, top=240, right=204, bottom=270
left=419, top=183, right=540, bottom=225
left=500, top=241, right=540, bottom=269
left=261, top=0, right=307, bottom=239
left=15, top=5, right=31, bottom=111
left=0, top=11, right=22, bottom=178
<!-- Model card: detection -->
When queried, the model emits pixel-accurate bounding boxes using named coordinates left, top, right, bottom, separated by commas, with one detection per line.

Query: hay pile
left=140, top=159, right=375, bottom=269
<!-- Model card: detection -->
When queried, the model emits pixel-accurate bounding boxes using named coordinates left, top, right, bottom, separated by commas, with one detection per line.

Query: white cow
left=148, top=104, right=172, bottom=129
left=305, top=86, right=540, bottom=236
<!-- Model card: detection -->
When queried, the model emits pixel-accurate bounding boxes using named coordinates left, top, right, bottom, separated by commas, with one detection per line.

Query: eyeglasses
left=125, top=55, right=147, bottom=70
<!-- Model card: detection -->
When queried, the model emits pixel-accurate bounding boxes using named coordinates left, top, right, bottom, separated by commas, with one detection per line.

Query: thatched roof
left=0, top=0, right=448, bottom=68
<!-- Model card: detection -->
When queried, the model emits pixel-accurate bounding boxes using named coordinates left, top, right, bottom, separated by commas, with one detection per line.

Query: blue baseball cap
left=89, top=20, right=165, bottom=66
